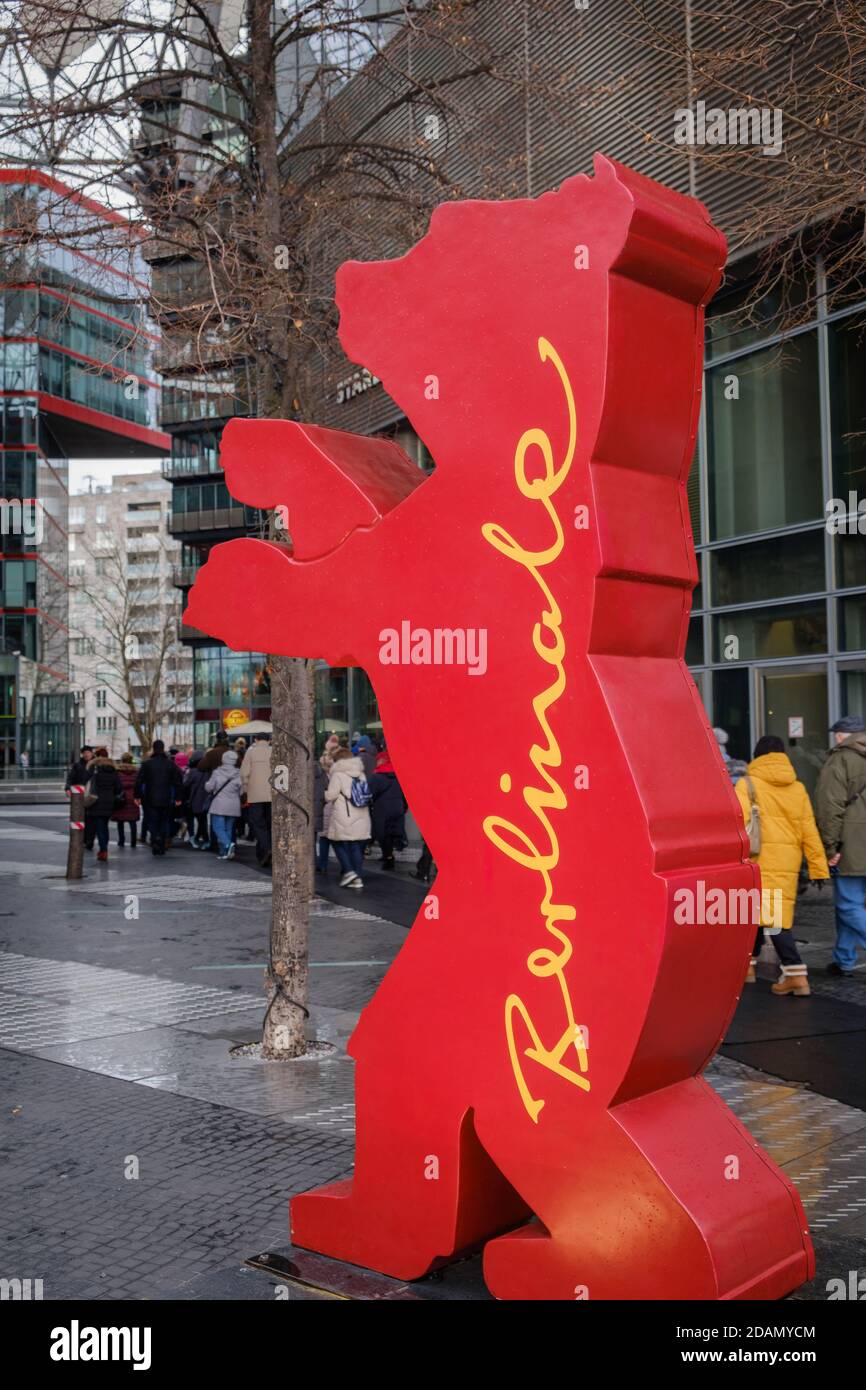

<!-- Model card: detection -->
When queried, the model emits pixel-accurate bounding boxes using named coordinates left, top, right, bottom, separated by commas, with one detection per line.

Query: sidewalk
left=1, top=805, right=865, bottom=1300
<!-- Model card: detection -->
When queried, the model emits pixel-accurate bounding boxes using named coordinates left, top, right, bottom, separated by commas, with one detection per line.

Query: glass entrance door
left=755, top=664, right=828, bottom=799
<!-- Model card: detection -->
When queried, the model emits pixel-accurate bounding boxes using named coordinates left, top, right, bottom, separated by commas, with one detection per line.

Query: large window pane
left=830, top=313, right=866, bottom=500
left=686, top=616, right=704, bottom=666
left=315, top=665, right=347, bottom=742
left=707, top=334, right=821, bottom=540
left=710, top=530, right=825, bottom=607
left=839, top=595, right=866, bottom=652
left=194, top=649, right=221, bottom=704
left=712, top=667, right=751, bottom=762
left=835, top=532, right=866, bottom=590
left=712, top=600, right=827, bottom=662
left=706, top=270, right=811, bottom=360
left=840, top=666, right=866, bottom=724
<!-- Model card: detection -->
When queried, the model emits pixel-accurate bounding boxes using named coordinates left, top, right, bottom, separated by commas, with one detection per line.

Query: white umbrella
left=226, top=719, right=272, bottom=737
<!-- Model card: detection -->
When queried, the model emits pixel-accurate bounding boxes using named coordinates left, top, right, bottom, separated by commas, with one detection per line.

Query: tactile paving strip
left=2, top=950, right=865, bottom=1230
left=706, top=1057, right=866, bottom=1227
left=50, top=874, right=393, bottom=924
left=0, top=952, right=261, bottom=1046
left=53, top=873, right=272, bottom=899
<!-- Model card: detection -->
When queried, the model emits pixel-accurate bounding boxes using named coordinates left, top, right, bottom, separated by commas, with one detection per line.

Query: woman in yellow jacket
left=735, top=735, right=829, bottom=996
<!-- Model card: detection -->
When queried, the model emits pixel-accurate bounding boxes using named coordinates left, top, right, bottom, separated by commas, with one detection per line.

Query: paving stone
left=2, top=810, right=866, bottom=1301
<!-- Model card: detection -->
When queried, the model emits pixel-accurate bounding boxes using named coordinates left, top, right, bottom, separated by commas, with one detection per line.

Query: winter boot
left=771, top=966, right=810, bottom=997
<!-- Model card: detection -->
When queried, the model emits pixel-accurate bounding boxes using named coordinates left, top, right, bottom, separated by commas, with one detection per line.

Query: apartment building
left=68, top=472, right=193, bottom=756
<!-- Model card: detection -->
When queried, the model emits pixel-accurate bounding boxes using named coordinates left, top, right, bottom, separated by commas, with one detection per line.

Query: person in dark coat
left=199, top=730, right=229, bottom=777
left=65, top=746, right=93, bottom=792
left=112, top=752, right=140, bottom=848
left=314, top=759, right=331, bottom=873
left=368, top=748, right=407, bottom=871
left=85, top=748, right=123, bottom=861
left=413, top=839, right=435, bottom=883
left=135, top=739, right=183, bottom=856
left=183, top=751, right=211, bottom=849
left=355, top=734, right=377, bottom=780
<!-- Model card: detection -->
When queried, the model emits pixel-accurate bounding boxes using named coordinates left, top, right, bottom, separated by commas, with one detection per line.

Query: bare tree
left=69, top=529, right=188, bottom=751
left=1, top=0, right=541, bottom=1057
left=606, top=0, right=866, bottom=333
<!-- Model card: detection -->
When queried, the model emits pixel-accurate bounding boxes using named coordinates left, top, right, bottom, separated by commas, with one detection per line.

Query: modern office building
left=138, top=191, right=269, bottom=744
left=131, top=3, right=410, bottom=747
left=686, top=262, right=866, bottom=797
left=0, top=169, right=167, bottom=772
left=164, top=421, right=272, bottom=748
left=290, top=7, right=866, bottom=773
left=126, top=2, right=866, bottom=763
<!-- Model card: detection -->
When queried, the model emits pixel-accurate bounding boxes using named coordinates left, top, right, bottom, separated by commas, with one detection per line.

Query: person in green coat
left=815, top=715, right=866, bottom=976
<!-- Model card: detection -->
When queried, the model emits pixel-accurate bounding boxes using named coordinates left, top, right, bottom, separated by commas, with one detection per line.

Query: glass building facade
left=688, top=257, right=866, bottom=798
left=0, top=170, right=166, bottom=773
left=162, top=416, right=271, bottom=744
left=310, top=259, right=866, bottom=777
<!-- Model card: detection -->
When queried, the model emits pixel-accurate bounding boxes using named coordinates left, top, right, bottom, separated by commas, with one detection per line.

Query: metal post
left=66, top=784, right=85, bottom=880
left=13, top=650, right=20, bottom=778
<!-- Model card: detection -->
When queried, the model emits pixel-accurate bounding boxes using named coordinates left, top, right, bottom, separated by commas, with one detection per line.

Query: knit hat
left=830, top=715, right=866, bottom=734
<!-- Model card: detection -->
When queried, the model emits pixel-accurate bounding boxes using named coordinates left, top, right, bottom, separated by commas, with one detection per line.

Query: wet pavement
left=2, top=804, right=866, bottom=1300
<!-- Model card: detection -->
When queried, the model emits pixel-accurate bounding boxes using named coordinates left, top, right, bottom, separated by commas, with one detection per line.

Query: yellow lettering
left=482, top=338, right=588, bottom=1121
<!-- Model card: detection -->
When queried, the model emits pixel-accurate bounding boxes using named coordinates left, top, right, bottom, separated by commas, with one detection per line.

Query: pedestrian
left=368, top=747, right=407, bottom=871
left=18, top=749, right=29, bottom=779
left=199, top=729, right=229, bottom=777
left=320, top=734, right=341, bottom=778
left=65, top=745, right=93, bottom=792
left=240, top=733, right=272, bottom=866
left=205, top=749, right=242, bottom=861
left=713, top=726, right=748, bottom=784
left=84, top=747, right=123, bottom=862
left=135, top=739, right=183, bottom=856
left=314, top=759, right=332, bottom=873
left=355, top=734, right=377, bottom=780
left=324, top=746, right=372, bottom=889
left=413, top=839, right=435, bottom=883
left=183, top=751, right=212, bottom=849
left=816, top=715, right=866, bottom=976
left=232, top=739, right=253, bottom=841
left=736, top=734, right=829, bottom=995
left=168, top=747, right=190, bottom=841
left=112, top=752, right=140, bottom=848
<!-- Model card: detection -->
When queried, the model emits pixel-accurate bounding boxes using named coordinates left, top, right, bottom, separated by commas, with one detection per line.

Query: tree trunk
left=66, top=788, right=85, bottom=880
left=262, top=652, right=314, bottom=1058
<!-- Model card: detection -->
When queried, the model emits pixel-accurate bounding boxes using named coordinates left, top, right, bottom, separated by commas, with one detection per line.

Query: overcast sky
left=69, top=458, right=161, bottom=493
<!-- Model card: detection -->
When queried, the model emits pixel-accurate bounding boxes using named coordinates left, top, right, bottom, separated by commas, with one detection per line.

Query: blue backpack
left=348, top=774, right=372, bottom=809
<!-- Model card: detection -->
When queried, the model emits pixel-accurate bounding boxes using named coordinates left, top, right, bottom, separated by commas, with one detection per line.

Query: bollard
left=66, top=784, right=85, bottom=880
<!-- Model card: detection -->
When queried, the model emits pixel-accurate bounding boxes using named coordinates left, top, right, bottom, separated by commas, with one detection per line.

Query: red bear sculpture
left=185, top=154, right=813, bottom=1300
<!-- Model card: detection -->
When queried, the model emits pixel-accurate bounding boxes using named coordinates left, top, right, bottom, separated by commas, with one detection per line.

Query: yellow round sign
left=223, top=709, right=248, bottom=730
